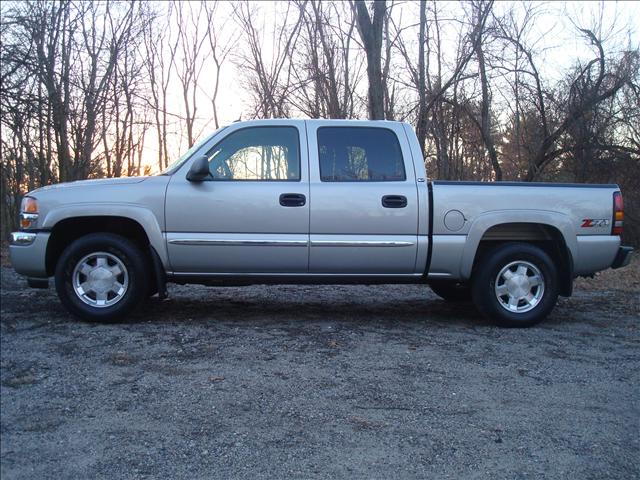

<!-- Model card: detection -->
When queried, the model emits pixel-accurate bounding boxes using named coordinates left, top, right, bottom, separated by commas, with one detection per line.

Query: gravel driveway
left=1, top=265, right=638, bottom=479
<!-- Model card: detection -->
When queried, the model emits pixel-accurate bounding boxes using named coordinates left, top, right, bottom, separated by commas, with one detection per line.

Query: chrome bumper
left=611, top=246, right=633, bottom=269
left=10, top=231, right=37, bottom=245
left=9, top=231, right=50, bottom=278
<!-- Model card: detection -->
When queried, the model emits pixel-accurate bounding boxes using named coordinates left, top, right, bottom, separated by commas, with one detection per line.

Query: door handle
left=279, top=193, right=306, bottom=207
left=382, top=195, right=407, bottom=208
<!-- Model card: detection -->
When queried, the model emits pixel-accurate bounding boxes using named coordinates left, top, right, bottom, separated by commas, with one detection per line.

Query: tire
left=147, top=286, right=159, bottom=298
left=429, top=281, right=472, bottom=302
left=471, top=242, right=558, bottom=328
left=54, top=233, right=149, bottom=322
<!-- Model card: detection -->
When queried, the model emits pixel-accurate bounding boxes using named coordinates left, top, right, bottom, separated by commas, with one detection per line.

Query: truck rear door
left=305, top=120, right=419, bottom=274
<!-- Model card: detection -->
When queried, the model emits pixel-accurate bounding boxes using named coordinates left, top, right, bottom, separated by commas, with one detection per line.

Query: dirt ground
left=1, top=256, right=638, bottom=479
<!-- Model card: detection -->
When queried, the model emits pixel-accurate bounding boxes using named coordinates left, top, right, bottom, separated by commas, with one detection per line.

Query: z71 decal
left=581, top=219, right=610, bottom=228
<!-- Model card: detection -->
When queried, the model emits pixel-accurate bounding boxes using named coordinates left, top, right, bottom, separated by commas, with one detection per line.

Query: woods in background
left=1, top=0, right=639, bottom=244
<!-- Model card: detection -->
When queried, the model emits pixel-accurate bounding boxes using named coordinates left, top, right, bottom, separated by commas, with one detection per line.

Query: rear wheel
left=429, top=281, right=472, bottom=302
left=55, top=233, right=149, bottom=322
left=471, top=242, right=558, bottom=328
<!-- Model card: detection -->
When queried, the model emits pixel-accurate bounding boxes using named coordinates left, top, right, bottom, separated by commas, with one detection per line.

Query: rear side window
left=318, top=127, right=406, bottom=182
left=203, top=126, right=300, bottom=181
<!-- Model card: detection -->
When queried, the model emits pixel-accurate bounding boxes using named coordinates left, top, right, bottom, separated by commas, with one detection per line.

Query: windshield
left=159, top=126, right=228, bottom=175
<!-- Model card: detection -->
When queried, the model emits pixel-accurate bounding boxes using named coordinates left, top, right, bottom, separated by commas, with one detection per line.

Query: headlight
left=21, top=197, right=38, bottom=213
left=20, top=196, right=39, bottom=229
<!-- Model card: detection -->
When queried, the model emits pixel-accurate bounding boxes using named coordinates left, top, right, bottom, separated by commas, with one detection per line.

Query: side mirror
left=186, top=156, right=210, bottom=182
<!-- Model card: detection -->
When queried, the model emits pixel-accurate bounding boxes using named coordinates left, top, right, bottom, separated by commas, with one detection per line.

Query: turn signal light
left=19, top=196, right=39, bottom=229
left=20, top=213, right=38, bottom=229
left=612, top=192, right=624, bottom=236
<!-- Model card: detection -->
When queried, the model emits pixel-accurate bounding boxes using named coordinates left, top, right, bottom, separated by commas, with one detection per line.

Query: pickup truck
left=9, top=119, right=633, bottom=327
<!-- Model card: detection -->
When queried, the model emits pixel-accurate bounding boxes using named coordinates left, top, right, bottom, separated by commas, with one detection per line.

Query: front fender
left=459, top=210, right=577, bottom=280
left=41, top=204, right=169, bottom=267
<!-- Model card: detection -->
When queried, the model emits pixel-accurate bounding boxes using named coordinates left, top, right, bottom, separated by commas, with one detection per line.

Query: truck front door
left=165, top=121, right=309, bottom=274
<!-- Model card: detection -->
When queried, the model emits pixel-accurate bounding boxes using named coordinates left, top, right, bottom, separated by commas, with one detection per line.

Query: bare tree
left=288, top=0, right=363, bottom=118
left=143, top=2, right=178, bottom=171
left=415, top=0, right=428, bottom=156
left=394, top=0, right=496, bottom=179
left=29, top=0, right=75, bottom=182
left=352, top=0, right=386, bottom=120
left=173, top=1, right=208, bottom=148
left=203, top=2, right=236, bottom=129
left=525, top=29, right=637, bottom=180
left=74, top=1, right=141, bottom=179
left=102, top=23, right=152, bottom=178
left=234, top=1, right=305, bottom=119
left=470, top=0, right=502, bottom=180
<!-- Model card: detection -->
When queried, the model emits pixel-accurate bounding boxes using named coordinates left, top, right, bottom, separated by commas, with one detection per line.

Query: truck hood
left=30, top=176, right=149, bottom=195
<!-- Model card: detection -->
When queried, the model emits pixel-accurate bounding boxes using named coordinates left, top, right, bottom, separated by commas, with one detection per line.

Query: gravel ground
left=1, top=263, right=638, bottom=479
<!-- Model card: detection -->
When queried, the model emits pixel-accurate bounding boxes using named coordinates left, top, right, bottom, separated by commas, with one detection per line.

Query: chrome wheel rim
left=494, top=261, right=544, bottom=313
left=72, top=252, right=129, bottom=308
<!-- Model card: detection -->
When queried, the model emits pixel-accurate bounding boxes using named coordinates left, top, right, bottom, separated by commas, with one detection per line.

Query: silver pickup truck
left=9, top=119, right=633, bottom=327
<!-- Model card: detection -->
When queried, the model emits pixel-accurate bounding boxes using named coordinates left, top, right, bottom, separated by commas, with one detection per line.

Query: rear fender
left=460, top=210, right=577, bottom=280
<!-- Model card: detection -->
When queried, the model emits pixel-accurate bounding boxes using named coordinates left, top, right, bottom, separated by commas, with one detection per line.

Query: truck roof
left=225, top=118, right=410, bottom=128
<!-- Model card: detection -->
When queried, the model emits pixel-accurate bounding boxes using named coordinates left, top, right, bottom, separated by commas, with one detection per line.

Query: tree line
left=1, top=1, right=638, bottom=244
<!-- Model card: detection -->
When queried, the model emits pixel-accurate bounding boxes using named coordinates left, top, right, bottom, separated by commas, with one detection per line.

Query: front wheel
left=471, top=243, right=559, bottom=328
left=55, top=233, right=149, bottom=322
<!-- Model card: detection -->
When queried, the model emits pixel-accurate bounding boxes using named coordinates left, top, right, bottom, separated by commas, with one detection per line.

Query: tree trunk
left=475, top=12, right=502, bottom=181
left=354, top=0, right=386, bottom=120
left=416, top=0, right=428, bottom=157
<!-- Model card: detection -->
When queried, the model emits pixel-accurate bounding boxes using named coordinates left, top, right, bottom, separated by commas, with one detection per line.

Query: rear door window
left=317, top=127, right=406, bottom=182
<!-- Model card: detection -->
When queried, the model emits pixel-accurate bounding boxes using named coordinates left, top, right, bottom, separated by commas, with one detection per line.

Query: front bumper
left=611, top=246, right=634, bottom=269
left=9, top=231, right=50, bottom=278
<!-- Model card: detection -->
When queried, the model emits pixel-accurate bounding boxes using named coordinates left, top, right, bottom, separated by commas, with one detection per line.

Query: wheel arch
left=461, top=211, right=576, bottom=296
left=44, top=208, right=168, bottom=276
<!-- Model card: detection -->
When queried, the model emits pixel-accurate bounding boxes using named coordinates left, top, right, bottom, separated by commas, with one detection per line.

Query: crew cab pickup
left=9, top=120, right=633, bottom=327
